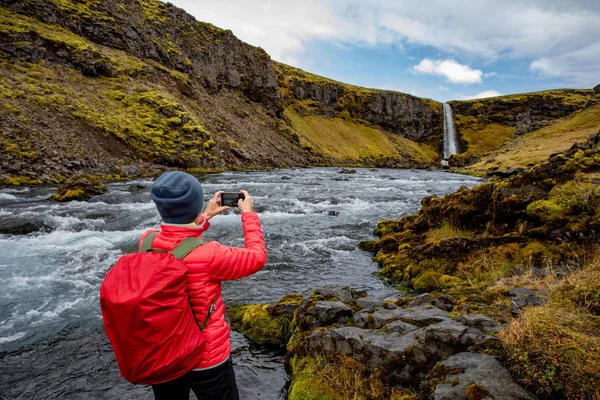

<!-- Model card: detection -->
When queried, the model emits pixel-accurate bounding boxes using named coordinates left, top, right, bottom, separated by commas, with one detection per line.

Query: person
left=142, top=171, right=267, bottom=400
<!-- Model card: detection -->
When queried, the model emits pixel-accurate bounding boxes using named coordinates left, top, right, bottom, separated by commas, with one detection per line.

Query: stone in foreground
left=434, top=352, right=536, bottom=400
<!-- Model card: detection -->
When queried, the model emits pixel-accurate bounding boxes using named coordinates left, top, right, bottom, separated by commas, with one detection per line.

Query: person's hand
left=201, top=191, right=229, bottom=221
left=238, top=190, right=254, bottom=213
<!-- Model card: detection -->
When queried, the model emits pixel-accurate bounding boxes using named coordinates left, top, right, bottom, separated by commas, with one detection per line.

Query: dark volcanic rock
left=433, top=352, right=536, bottom=400
left=0, top=215, right=51, bottom=235
left=356, top=295, right=385, bottom=311
left=53, top=177, right=107, bottom=202
left=314, top=285, right=353, bottom=303
left=300, top=301, right=353, bottom=330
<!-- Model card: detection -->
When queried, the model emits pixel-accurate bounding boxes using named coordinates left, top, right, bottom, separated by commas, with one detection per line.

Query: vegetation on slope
left=466, top=104, right=600, bottom=175
left=448, top=89, right=593, bottom=167
left=284, top=109, right=438, bottom=167
left=274, top=62, right=444, bottom=146
left=362, top=132, right=600, bottom=398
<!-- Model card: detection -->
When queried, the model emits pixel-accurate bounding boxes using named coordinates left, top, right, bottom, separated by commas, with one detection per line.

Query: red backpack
left=100, top=232, right=217, bottom=385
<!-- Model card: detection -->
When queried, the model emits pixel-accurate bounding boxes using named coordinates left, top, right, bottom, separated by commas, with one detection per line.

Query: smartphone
left=221, top=192, right=245, bottom=207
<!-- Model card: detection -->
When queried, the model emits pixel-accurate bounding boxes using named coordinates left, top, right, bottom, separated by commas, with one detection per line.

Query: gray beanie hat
left=151, top=171, right=204, bottom=224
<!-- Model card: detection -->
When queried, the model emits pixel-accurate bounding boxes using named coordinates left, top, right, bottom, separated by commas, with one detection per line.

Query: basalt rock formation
left=230, top=286, right=536, bottom=400
left=275, top=63, right=442, bottom=142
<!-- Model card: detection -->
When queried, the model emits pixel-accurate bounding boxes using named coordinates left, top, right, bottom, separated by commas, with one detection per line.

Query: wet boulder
left=398, top=305, right=451, bottom=327
left=409, top=293, right=433, bottom=306
left=433, top=352, right=536, bottom=400
left=0, top=215, right=51, bottom=235
left=356, top=295, right=385, bottom=311
left=53, top=176, right=107, bottom=202
left=305, top=326, right=369, bottom=360
left=314, top=285, right=353, bottom=303
left=363, top=330, right=427, bottom=372
left=456, top=314, right=503, bottom=334
left=299, top=301, right=353, bottom=330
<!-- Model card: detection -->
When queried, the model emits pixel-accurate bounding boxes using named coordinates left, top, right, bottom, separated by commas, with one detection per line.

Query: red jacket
left=138, top=211, right=266, bottom=369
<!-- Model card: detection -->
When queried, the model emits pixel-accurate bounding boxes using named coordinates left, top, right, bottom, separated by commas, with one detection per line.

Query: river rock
left=314, top=285, right=353, bottom=303
left=432, top=295, right=457, bottom=311
left=356, top=296, right=385, bottom=311
left=370, top=308, right=407, bottom=328
left=300, top=301, right=353, bottom=329
left=353, top=310, right=371, bottom=328
left=0, top=215, right=51, bottom=235
left=456, top=314, right=502, bottom=334
left=53, top=177, right=107, bottom=202
left=424, top=320, right=469, bottom=346
left=386, top=320, right=418, bottom=335
left=409, top=293, right=433, bottom=306
left=398, top=305, right=451, bottom=326
left=363, top=331, right=427, bottom=372
left=305, top=326, right=368, bottom=359
left=433, top=352, right=536, bottom=400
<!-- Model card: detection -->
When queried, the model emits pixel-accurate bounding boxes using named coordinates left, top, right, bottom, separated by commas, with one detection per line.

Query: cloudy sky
left=168, top=0, right=599, bottom=102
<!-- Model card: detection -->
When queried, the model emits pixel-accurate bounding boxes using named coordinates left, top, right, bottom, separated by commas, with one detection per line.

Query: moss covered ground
left=466, top=104, right=600, bottom=175
left=284, top=108, right=437, bottom=167
left=361, top=132, right=600, bottom=398
left=449, top=89, right=593, bottom=167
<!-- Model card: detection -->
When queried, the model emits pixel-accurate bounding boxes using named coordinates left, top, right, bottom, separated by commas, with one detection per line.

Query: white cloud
left=413, top=59, right=482, bottom=84
left=166, top=0, right=600, bottom=88
left=530, top=42, right=600, bottom=87
left=459, top=90, right=503, bottom=100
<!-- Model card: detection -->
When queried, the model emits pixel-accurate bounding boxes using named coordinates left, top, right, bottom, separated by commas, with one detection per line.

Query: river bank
left=230, top=133, right=600, bottom=399
left=0, top=167, right=481, bottom=399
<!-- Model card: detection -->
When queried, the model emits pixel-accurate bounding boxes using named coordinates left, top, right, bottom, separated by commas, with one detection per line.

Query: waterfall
left=441, top=103, right=459, bottom=166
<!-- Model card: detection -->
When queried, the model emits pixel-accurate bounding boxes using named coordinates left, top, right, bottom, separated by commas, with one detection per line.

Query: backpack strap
left=140, top=231, right=159, bottom=252
left=170, top=237, right=205, bottom=260
left=199, top=293, right=220, bottom=331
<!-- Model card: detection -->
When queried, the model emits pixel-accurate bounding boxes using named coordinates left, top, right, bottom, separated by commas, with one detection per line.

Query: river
left=0, top=167, right=482, bottom=399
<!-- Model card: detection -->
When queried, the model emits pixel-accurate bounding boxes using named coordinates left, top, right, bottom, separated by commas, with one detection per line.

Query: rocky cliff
left=448, top=89, right=593, bottom=166
left=1, top=0, right=281, bottom=109
left=275, top=63, right=442, bottom=142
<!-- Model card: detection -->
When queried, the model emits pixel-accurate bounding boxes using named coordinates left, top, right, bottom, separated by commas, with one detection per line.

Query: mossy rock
left=53, top=176, right=106, bottom=202
left=228, top=296, right=301, bottom=346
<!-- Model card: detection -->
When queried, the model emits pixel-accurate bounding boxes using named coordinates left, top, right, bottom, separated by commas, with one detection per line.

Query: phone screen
left=221, top=192, right=244, bottom=207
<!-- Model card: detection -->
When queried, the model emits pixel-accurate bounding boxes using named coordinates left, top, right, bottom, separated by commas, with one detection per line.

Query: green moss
left=526, top=200, right=565, bottom=224
left=549, top=180, right=600, bottom=215
left=413, top=272, right=464, bottom=292
left=228, top=304, right=293, bottom=346
left=284, top=108, right=436, bottom=165
left=0, top=175, right=43, bottom=186
left=0, top=54, right=215, bottom=166
left=44, top=0, right=115, bottom=23
left=53, top=188, right=87, bottom=202
left=137, top=0, right=168, bottom=23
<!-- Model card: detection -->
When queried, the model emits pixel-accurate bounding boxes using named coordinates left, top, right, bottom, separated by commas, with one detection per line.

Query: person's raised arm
left=210, top=190, right=267, bottom=281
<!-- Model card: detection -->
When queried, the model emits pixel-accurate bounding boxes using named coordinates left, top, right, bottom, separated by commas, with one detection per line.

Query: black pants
left=152, top=357, right=239, bottom=400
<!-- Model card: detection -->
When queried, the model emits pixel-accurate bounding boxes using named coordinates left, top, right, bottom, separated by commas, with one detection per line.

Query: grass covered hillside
left=0, top=1, right=318, bottom=185
left=448, top=89, right=593, bottom=167
left=363, top=132, right=600, bottom=398
left=466, top=102, right=600, bottom=176
left=0, top=0, right=446, bottom=185
left=275, top=62, right=441, bottom=168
